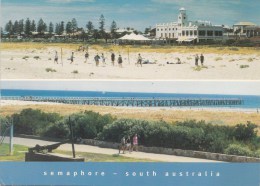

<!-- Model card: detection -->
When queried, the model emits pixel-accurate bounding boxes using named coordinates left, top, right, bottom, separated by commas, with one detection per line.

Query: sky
left=1, top=80, right=260, bottom=95
left=1, top=0, right=260, bottom=31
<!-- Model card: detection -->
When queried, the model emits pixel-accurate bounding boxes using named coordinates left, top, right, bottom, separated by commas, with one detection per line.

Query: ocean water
left=1, top=89, right=260, bottom=109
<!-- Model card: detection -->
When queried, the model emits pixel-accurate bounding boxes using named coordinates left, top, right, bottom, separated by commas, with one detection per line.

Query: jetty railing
left=1, top=96, right=244, bottom=107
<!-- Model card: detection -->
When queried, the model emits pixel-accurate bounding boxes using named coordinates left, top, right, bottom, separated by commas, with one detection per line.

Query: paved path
left=8, top=137, right=220, bottom=162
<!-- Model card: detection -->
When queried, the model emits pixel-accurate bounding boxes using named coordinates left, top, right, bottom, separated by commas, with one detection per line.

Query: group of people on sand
left=195, top=54, right=205, bottom=66
left=53, top=50, right=126, bottom=67
left=118, top=134, right=139, bottom=154
left=94, top=53, right=123, bottom=68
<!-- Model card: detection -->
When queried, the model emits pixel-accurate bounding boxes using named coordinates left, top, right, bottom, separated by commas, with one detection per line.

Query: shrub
left=34, top=56, right=40, bottom=60
left=22, top=56, right=29, bottom=60
left=12, top=108, right=62, bottom=135
left=233, top=122, right=257, bottom=141
left=224, top=144, right=253, bottom=156
left=215, top=57, right=223, bottom=61
left=247, top=58, right=253, bottom=62
left=72, top=70, right=79, bottom=74
left=45, top=68, right=56, bottom=72
left=42, top=120, right=70, bottom=139
left=68, top=111, right=115, bottom=139
left=240, top=65, right=249, bottom=68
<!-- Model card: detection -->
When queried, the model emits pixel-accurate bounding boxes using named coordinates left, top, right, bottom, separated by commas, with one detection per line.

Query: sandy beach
left=1, top=43, right=260, bottom=79
left=1, top=100, right=260, bottom=128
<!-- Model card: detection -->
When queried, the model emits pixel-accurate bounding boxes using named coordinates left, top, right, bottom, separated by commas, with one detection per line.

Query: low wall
left=81, top=139, right=260, bottom=162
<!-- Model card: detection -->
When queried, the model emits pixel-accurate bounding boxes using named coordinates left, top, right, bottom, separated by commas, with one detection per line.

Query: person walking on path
left=137, top=53, right=142, bottom=67
left=118, top=55, right=123, bottom=68
left=70, top=52, right=75, bottom=64
left=200, top=54, right=204, bottom=66
left=119, top=136, right=126, bottom=154
left=111, top=53, right=115, bottom=66
left=132, top=134, right=138, bottom=152
left=195, top=54, right=199, bottom=66
left=84, top=51, right=89, bottom=63
left=54, top=51, right=58, bottom=64
left=94, top=54, right=100, bottom=67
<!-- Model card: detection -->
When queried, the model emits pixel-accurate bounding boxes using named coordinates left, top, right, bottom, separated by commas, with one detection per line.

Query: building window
left=169, top=33, right=171, bottom=38
left=215, top=31, right=223, bottom=36
left=161, top=33, right=163, bottom=37
left=207, top=30, right=213, bottom=36
left=199, top=30, right=206, bottom=36
left=182, top=31, right=185, bottom=36
left=190, top=31, right=193, bottom=36
left=161, top=29, right=163, bottom=31
left=194, top=30, right=197, bottom=36
left=184, top=17, right=186, bottom=19
left=165, top=29, right=167, bottom=31
left=157, top=29, right=159, bottom=31
left=165, top=33, right=167, bottom=37
left=186, top=31, right=189, bottom=36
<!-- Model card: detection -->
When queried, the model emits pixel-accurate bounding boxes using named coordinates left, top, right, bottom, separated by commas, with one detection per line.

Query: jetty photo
left=1, top=81, right=260, bottom=163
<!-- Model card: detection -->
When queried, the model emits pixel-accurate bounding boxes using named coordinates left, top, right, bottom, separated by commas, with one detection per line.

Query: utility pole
left=9, top=119, right=14, bottom=155
left=69, top=117, right=75, bottom=158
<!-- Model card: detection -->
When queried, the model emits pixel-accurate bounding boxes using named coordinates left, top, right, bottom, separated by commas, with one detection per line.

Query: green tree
left=60, top=21, right=65, bottom=34
left=13, top=20, right=19, bottom=34
left=30, top=20, right=36, bottom=32
left=99, top=14, right=105, bottom=39
left=24, top=18, right=31, bottom=35
left=18, top=19, right=24, bottom=34
left=66, top=21, right=73, bottom=35
left=86, top=21, right=94, bottom=34
left=71, top=18, right=78, bottom=33
left=5, top=20, right=14, bottom=35
left=37, top=18, right=47, bottom=33
left=144, top=27, right=151, bottom=34
left=110, top=20, right=117, bottom=39
left=49, top=22, right=54, bottom=34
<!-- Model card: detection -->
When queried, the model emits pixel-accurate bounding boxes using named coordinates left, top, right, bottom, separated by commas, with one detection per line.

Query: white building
left=233, top=22, right=260, bottom=37
left=156, top=8, right=224, bottom=43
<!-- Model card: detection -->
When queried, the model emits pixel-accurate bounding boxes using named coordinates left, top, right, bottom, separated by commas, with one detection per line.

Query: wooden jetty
left=1, top=96, right=244, bottom=107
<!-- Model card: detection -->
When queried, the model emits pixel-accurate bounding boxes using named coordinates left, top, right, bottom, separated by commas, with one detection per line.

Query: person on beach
left=54, top=51, right=58, bottom=64
left=84, top=51, right=89, bottom=63
left=70, top=52, right=74, bottom=64
left=94, top=54, right=100, bottom=67
left=118, top=55, right=123, bottom=68
left=195, top=54, right=199, bottom=66
left=132, top=134, right=138, bottom=152
left=176, top=57, right=181, bottom=64
left=137, top=53, right=142, bottom=67
left=200, top=54, right=204, bottom=66
left=111, top=53, right=115, bottom=66
left=101, top=53, right=106, bottom=65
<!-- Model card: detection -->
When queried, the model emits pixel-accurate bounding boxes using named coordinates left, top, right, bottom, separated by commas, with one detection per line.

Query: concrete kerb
left=81, top=139, right=260, bottom=162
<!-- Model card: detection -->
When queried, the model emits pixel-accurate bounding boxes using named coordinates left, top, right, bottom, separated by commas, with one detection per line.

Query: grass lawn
left=0, top=143, right=27, bottom=161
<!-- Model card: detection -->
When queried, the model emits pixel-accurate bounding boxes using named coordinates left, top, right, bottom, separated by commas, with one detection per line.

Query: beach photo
left=1, top=0, right=260, bottom=80
left=1, top=80, right=260, bottom=163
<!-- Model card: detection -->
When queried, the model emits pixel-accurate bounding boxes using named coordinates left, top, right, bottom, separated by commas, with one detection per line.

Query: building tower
left=178, top=7, right=188, bottom=27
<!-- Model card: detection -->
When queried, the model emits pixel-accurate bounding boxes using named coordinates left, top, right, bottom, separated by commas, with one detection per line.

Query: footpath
left=11, top=137, right=218, bottom=162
